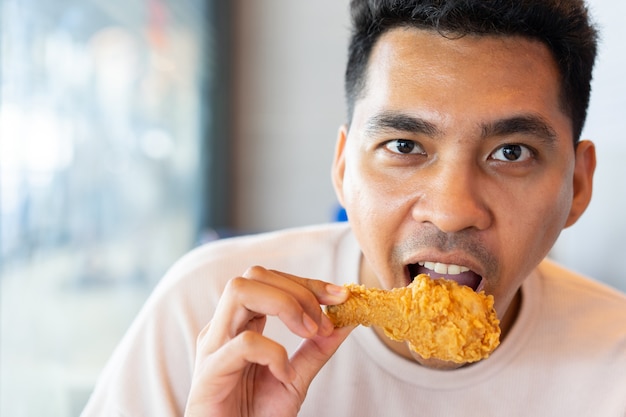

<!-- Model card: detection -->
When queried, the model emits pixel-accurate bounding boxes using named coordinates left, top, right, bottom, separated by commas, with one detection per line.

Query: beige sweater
left=82, top=223, right=626, bottom=416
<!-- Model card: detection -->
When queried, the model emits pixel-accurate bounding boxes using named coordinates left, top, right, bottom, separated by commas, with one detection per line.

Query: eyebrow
left=481, top=115, right=558, bottom=145
left=364, top=112, right=441, bottom=138
left=364, top=111, right=558, bottom=145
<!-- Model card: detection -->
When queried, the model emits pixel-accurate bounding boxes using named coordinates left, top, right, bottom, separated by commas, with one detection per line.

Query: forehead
left=377, top=27, right=554, bottom=65
left=354, top=27, right=569, bottom=137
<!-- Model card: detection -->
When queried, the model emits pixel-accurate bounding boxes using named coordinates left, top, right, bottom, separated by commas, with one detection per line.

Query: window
left=0, top=0, right=217, bottom=415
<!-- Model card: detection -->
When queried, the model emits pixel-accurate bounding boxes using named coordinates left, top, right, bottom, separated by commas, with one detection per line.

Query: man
left=82, top=0, right=626, bottom=416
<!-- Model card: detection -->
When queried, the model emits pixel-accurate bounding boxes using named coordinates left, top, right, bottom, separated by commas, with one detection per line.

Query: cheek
left=490, top=179, right=573, bottom=313
left=342, top=159, right=416, bottom=232
left=343, top=160, right=386, bottom=220
left=341, top=160, right=412, bottom=265
left=538, top=175, right=574, bottom=238
left=342, top=168, right=387, bottom=242
left=501, top=178, right=573, bottom=269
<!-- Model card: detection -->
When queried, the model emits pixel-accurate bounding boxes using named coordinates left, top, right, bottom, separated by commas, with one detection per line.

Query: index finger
left=242, top=267, right=349, bottom=336
left=268, top=270, right=349, bottom=306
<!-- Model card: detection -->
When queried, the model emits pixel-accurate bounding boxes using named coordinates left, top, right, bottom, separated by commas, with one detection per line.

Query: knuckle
left=223, top=276, right=247, bottom=294
left=237, top=330, right=258, bottom=348
left=302, top=279, right=322, bottom=295
left=242, top=265, right=266, bottom=278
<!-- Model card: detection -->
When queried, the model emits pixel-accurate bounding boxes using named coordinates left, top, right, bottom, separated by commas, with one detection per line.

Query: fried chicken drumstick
left=325, top=274, right=500, bottom=363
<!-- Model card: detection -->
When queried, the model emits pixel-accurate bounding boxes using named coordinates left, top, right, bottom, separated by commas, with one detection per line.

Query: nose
left=412, top=163, right=492, bottom=233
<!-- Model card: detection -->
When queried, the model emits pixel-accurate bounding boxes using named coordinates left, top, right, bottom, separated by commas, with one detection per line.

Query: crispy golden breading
left=325, top=274, right=500, bottom=363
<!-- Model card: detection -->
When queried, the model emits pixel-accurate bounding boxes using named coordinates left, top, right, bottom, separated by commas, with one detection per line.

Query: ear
left=564, top=139, right=596, bottom=228
left=331, top=125, right=349, bottom=207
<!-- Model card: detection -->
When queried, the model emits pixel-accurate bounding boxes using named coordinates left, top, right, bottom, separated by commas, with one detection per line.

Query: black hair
left=345, top=0, right=598, bottom=142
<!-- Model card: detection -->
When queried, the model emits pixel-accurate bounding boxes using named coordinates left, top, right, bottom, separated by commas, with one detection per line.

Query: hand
left=184, top=266, right=352, bottom=417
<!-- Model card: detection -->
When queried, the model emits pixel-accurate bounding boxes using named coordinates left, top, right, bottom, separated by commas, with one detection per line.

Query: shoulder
left=535, top=258, right=626, bottom=341
left=132, top=222, right=355, bottom=340
left=192, top=222, right=353, bottom=262
left=538, top=258, right=626, bottom=308
left=156, top=222, right=354, bottom=294
left=527, top=260, right=626, bottom=401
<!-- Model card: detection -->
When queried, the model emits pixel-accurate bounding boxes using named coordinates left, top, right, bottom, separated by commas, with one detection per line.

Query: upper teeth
left=419, top=261, right=470, bottom=275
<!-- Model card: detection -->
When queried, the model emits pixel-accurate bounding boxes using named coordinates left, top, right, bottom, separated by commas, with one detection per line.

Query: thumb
left=289, top=326, right=354, bottom=396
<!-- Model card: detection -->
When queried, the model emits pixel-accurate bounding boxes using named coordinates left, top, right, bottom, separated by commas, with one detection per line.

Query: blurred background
left=0, top=0, right=623, bottom=416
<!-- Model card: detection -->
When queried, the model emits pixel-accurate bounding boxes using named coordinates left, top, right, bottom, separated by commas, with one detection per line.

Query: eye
left=384, top=139, right=425, bottom=155
left=490, top=144, right=533, bottom=162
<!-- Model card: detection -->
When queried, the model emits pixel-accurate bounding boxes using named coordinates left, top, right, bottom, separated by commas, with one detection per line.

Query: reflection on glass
left=0, top=0, right=208, bottom=415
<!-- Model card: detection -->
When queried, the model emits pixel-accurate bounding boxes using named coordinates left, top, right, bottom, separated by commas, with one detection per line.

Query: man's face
left=333, top=28, right=595, bottom=365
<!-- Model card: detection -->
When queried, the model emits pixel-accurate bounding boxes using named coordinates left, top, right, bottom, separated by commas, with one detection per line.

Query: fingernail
left=302, top=313, right=318, bottom=335
left=326, top=283, right=347, bottom=295
left=326, top=284, right=348, bottom=302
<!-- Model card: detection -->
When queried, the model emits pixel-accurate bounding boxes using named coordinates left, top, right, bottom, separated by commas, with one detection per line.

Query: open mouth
left=408, top=261, right=484, bottom=291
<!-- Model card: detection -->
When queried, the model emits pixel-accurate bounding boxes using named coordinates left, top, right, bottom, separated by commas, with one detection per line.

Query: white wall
left=232, top=0, right=626, bottom=292
left=232, top=0, right=349, bottom=232
left=552, top=0, right=626, bottom=291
